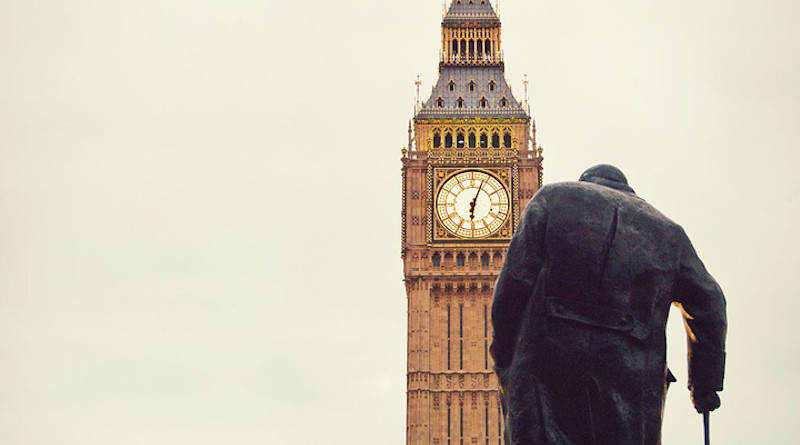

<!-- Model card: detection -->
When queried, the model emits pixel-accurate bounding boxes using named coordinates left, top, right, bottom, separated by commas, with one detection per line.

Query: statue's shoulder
left=534, top=181, right=627, bottom=202
left=538, top=181, right=597, bottom=194
left=532, top=182, right=681, bottom=229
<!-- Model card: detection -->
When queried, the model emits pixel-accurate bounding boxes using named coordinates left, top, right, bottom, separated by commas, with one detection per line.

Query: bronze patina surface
left=491, top=165, right=727, bottom=444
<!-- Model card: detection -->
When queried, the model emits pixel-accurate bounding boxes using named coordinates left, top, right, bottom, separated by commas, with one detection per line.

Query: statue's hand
left=691, top=387, right=721, bottom=413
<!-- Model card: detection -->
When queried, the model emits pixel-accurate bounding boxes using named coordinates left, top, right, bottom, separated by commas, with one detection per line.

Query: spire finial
left=523, top=74, right=530, bottom=114
left=414, top=75, right=422, bottom=113
left=408, top=120, right=414, bottom=150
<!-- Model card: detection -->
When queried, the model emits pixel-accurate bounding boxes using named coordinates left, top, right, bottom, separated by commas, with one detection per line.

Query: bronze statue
left=491, top=165, right=727, bottom=444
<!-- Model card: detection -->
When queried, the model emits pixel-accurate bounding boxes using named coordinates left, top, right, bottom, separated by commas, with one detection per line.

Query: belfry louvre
left=401, top=1, right=543, bottom=444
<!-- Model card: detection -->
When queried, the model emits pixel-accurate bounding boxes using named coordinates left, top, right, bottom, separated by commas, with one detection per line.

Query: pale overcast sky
left=1, top=1, right=798, bottom=444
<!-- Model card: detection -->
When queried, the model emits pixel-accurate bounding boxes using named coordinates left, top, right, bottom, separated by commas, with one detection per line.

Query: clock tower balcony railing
left=425, top=147, right=518, bottom=161
left=440, top=51, right=504, bottom=66
left=415, top=106, right=523, bottom=117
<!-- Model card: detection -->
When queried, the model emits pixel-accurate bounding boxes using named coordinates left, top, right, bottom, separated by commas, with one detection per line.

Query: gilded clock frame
left=429, top=166, right=515, bottom=244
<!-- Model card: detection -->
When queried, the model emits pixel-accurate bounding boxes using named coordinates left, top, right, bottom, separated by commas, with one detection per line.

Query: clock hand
left=469, top=179, right=486, bottom=220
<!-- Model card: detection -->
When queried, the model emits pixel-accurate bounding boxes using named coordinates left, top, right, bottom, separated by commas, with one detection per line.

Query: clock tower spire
left=401, top=1, right=544, bottom=444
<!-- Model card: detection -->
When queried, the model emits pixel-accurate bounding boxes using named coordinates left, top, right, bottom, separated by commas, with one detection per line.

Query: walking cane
left=703, top=411, right=710, bottom=445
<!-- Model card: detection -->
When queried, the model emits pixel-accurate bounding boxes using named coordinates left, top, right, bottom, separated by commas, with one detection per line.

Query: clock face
left=436, top=170, right=510, bottom=239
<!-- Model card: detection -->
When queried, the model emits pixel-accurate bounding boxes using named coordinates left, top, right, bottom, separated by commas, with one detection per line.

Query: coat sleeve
left=673, top=227, right=727, bottom=392
left=490, top=190, right=548, bottom=372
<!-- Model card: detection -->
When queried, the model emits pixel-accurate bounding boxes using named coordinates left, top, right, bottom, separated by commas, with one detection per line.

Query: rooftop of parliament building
left=416, top=0, right=528, bottom=120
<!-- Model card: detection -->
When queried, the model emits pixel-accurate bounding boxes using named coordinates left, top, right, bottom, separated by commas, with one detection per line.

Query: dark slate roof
left=417, top=66, right=528, bottom=119
left=443, top=0, right=500, bottom=26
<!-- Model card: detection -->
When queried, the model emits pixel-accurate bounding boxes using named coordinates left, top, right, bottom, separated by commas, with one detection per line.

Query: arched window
left=488, top=80, right=496, bottom=91
left=479, top=97, right=488, bottom=108
left=452, top=40, right=458, bottom=57
left=477, top=40, right=483, bottom=57
left=491, top=133, right=500, bottom=148
left=503, top=132, right=512, bottom=148
left=480, top=253, right=490, bottom=268
left=436, top=97, right=444, bottom=108
left=468, top=132, right=476, bottom=148
left=456, top=97, right=464, bottom=108
left=479, top=133, right=488, bottom=148
left=456, top=132, right=465, bottom=148
left=444, top=253, right=454, bottom=269
left=432, top=253, right=441, bottom=267
left=433, top=132, right=441, bottom=148
left=456, top=253, right=466, bottom=268
left=469, top=252, right=478, bottom=267
left=448, top=81, right=456, bottom=92
left=445, top=132, right=453, bottom=148
left=468, top=81, right=475, bottom=92
left=469, top=40, right=475, bottom=59
left=485, top=40, right=492, bottom=56
left=460, top=40, right=466, bottom=57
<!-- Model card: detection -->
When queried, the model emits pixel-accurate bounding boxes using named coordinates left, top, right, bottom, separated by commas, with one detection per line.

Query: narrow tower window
left=449, top=81, right=456, bottom=91
left=468, top=132, right=476, bottom=148
left=480, top=133, right=488, bottom=148
left=432, top=253, right=441, bottom=267
left=459, top=304, right=464, bottom=370
left=457, top=132, right=465, bottom=148
left=481, top=253, right=490, bottom=267
left=433, top=132, right=441, bottom=148
left=447, top=304, right=452, bottom=370
left=485, top=404, right=490, bottom=445
left=503, top=132, right=512, bottom=148
left=484, top=304, right=489, bottom=369
left=488, top=80, right=496, bottom=91
left=445, top=132, right=453, bottom=148
left=485, top=40, right=492, bottom=57
left=477, top=40, right=483, bottom=57
left=479, top=97, right=488, bottom=108
left=468, top=81, right=475, bottom=92
left=491, top=133, right=500, bottom=148
left=457, top=253, right=466, bottom=267
left=499, top=97, right=508, bottom=107
left=447, top=403, right=452, bottom=445
left=459, top=403, right=465, bottom=445
left=460, top=40, right=466, bottom=57
left=456, top=97, right=464, bottom=109
left=452, top=40, right=459, bottom=58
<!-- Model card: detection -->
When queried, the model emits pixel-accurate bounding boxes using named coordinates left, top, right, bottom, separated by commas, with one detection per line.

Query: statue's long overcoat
left=490, top=181, right=726, bottom=445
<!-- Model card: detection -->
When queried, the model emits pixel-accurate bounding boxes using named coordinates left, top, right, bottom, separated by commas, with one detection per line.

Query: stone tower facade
left=401, top=2, right=544, bottom=444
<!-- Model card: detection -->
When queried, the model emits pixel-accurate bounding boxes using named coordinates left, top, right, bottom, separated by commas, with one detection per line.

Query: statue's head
left=579, top=164, right=636, bottom=194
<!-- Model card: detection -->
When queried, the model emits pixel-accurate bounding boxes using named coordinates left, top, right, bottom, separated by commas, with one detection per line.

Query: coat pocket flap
left=546, top=297, right=649, bottom=342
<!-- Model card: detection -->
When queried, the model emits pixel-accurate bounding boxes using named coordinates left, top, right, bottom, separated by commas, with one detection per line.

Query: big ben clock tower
left=401, top=1, right=543, bottom=444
